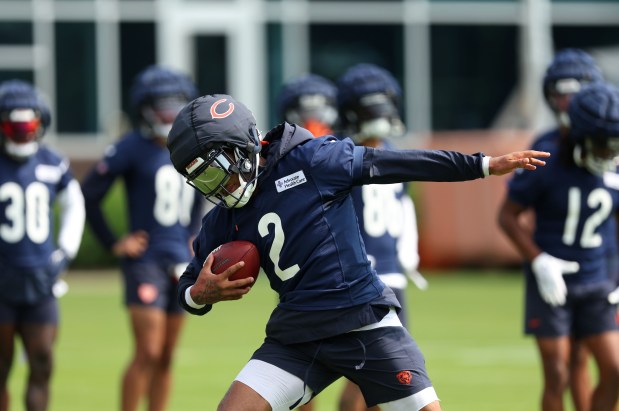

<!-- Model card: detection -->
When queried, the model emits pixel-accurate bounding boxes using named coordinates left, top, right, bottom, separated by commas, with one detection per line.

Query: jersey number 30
left=0, top=182, right=50, bottom=244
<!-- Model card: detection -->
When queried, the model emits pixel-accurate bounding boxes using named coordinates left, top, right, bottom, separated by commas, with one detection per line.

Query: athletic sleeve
left=56, top=179, right=86, bottom=259
left=81, top=141, right=132, bottom=250
left=356, top=147, right=486, bottom=185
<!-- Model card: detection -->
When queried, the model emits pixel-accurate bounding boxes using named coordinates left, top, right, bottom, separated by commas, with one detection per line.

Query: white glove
left=531, top=252, right=580, bottom=306
left=609, top=286, right=619, bottom=305
left=52, top=279, right=69, bottom=298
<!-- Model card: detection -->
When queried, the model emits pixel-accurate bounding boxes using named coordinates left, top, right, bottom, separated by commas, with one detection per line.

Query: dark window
left=431, top=25, right=517, bottom=130
left=310, top=24, right=404, bottom=83
left=267, top=23, right=284, bottom=126
left=55, top=22, right=97, bottom=133
left=553, top=25, right=619, bottom=50
left=194, top=35, right=227, bottom=96
left=0, top=22, right=32, bottom=45
left=0, top=71, right=33, bottom=84
left=120, top=22, right=156, bottom=118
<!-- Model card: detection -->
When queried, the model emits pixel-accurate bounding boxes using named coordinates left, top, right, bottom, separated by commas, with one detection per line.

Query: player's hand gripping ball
left=210, top=240, right=261, bottom=282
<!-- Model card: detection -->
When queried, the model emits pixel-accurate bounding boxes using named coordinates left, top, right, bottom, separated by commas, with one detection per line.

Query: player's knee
left=28, top=353, right=52, bottom=380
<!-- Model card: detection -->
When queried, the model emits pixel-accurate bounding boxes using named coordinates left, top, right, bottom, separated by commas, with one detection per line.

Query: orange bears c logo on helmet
left=210, top=99, right=235, bottom=119
left=396, top=370, right=412, bottom=385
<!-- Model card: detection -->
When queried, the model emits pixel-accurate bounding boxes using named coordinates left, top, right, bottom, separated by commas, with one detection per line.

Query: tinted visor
left=185, top=148, right=233, bottom=198
left=0, top=109, right=41, bottom=143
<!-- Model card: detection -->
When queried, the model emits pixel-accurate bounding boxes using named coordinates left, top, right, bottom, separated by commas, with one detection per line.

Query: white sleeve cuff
left=185, top=286, right=207, bottom=309
left=482, top=156, right=491, bottom=177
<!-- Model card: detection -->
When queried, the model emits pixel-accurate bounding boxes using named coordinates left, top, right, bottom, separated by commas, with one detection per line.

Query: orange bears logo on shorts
left=396, top=370, right=412, bottom=385
left=138, top=283, right=158, bottom=304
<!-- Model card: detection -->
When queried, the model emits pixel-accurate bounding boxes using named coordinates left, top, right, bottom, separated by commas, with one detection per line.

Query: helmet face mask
left=130, top=65, right=198, bottom=140
left=284, top=94, right=338, bottom=134
left=345, top=92, right=404, bottom=141
left=573, top=136, right=619, bottom=176
left=337, top=64, right=405, bottom=143
left=278, top=74, right=339, bottom=138
left=0, top=108, right=44, bottom=160
left=140, top=96, right=188, bottom=140
left=0, top=80, right=51, bottom=161
left=184, top=142, right=260, bottom=209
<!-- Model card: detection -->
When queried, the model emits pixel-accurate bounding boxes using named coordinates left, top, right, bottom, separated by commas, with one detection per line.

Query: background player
left=167, top=92, right=548, bottom=411
left=277, top=73, right=340, bottom=138
left=498, top=81, right=619, bottom=411
left=81, top=65, right=203, bottom=411
left=538, top=48, right=607, bottom=411
left=336, top=63, right=426, bottom=411
left=0, top=80, right=85, bottom=411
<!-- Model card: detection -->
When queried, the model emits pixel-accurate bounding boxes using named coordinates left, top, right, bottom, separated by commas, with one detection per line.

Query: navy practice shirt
left=178, top=123, right=486, bottom=343
left=0, top=147, right=73, bottom=268
left=508, top=130, right=619, bottom=285
left=82, top=131, right=203, bottom=263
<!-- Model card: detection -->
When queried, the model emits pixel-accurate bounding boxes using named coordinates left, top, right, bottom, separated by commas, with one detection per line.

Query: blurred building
left=1, top=0, right=618, bottom=157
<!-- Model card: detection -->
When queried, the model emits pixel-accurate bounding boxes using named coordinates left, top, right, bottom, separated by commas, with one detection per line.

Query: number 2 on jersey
left=258, top=212, right=300, bottom=281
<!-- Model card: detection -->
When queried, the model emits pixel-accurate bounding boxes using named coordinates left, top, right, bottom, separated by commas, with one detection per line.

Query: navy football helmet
left=543, top=49, right=603, bottom=126
left=337, top=63, right=404, bottom=142
left=130, top=65, right=198, bottom=141
left=0, top=79, right=51, bottom=161
left=168, top=94, right=261, bottom=208
left=277, top=73, right=338, bottom=137
left=568, top=82, right=619, bottom=175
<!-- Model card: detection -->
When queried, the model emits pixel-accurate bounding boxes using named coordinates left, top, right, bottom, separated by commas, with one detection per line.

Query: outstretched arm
left=356, top=145, right=550, bottom=185
left=489, top=150, right=550, bottom=176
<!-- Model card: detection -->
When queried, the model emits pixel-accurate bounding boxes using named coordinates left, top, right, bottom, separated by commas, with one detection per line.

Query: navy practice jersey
left=0, top=147, right=73, bottom=268
left=508, top=131, right=619, bottom=285
left=352, top=182, right=407, bottom=276
left=82, top=131, right=203, bottom=262
left=178, top=123, right=486, bottom=343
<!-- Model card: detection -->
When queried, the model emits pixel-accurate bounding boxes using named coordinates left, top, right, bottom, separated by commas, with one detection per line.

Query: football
left=209, top=240, right=261, bottom=282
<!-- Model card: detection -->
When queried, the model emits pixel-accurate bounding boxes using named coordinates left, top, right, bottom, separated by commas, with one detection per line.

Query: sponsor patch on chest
left=275, top=170, right=306, bottom=193
left=35, top=164, right=62, bottom=183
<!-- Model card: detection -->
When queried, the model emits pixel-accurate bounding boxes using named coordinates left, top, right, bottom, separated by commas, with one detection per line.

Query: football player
left=0, top=80, right=85, bottom=411
left=277, top=73, right=339, bottom=138
left=498, top=81, right=619, bottom=411
left=167, top=92, right=548, bottom=411
left=508, top=48, right=606, bottom=411
left=336, top=63, right=426, bottom=411
left=542, top=48, right=608, bottom=411
left=81, top=65, right=203, bottom=411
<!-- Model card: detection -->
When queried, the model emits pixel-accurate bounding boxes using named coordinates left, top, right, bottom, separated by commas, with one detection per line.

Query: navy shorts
left=524, top=272, right=619, bottom=339
left=122, top=260, right=185, bottom=314
left=252, top=326, right=432, bottom=407
left=0, top=295, right=58, bottom=325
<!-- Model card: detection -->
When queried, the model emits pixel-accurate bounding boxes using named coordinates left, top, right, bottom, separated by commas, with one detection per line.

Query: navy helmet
left=336, top=63, right=404, bottom=141
left=130, top=65, right=198, bottom=140
left=0, top=79, right=51, bottom=160
left=277, top=74, right=338, bottom=137
left=543, top=49, right=603, bottom=121
left=568, top=81, right=619, bottom=175
left=168, top=94, right=261, bottom=209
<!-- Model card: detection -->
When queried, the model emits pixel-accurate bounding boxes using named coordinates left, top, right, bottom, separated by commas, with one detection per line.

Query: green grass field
left=7, top=269, right=580, bottom=411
